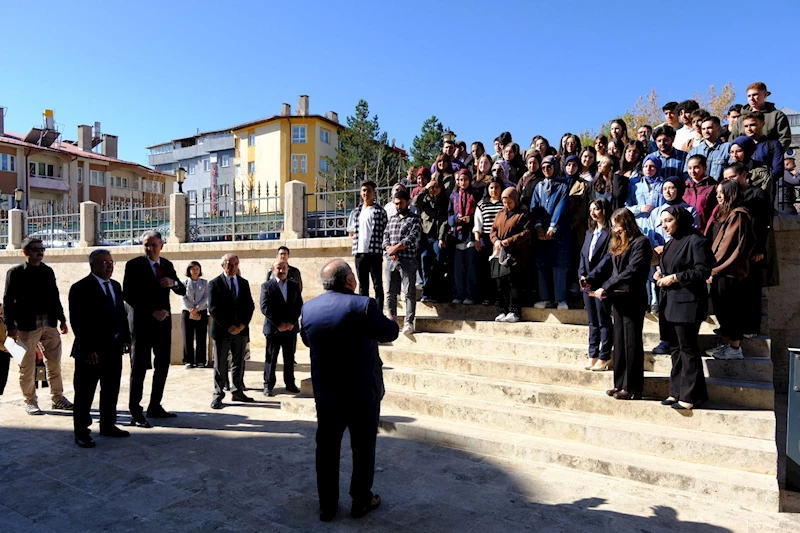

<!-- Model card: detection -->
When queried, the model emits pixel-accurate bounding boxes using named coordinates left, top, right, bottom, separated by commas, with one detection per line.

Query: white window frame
left=188, top=190, right=197, bottom=201
left=0, top=154, right=15, bottom=172
left=203, top=159, right=211, bottom=172
left=300, top=154, right=307, bottom=173
left=248, top=161, right=255, bottom=174
left=220, top=184, right=231, bottom=196
left=320, top=128, right=330, bottom=144
left=221, top=154, right=230, bottom=167
left=235, top=164, right=241, bottom=177
left=188, top=163, right=196, bottom=175
left=77, top=167, right=83, bottom=183
left=292, top=125, right=307, bottom=144
left=291, top=155, right=298, bottom=174
left=90, top=170, right=105, bottom=186
left=248, top=133, right=255, bottom=146
left=319, top=157, right=328, bottom=173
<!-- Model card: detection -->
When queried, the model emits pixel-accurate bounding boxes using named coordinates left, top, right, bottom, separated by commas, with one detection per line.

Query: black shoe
left=320, top=509, right=336, bottom=522
left=264, top=388, right=275, bottom=397
left=285, top=385, right=300, bottom=394
left=146, top=407, right=177, bottom=418
left=651, top=341, right=670, bottom=355
left=210, top=399, right=223, bottom=410
left=75, top=435, right=96, bottom=448
left=129, top=415, right=152, bottom=428
left=351, top=494, right=381, bottom=519
left=99, top=426, right=131, bottom=438
left=232, top=393, right=255, bottom=403
left=224, top=385, right=231, bottom=392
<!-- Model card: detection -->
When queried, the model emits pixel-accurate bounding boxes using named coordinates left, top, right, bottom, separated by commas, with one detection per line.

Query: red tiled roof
left=229, top=114, right=343, bottom=132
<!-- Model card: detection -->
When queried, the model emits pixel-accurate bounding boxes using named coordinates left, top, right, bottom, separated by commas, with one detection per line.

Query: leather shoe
left=210, top=399, right=223, bottom=410
left=319, top=509, right=336, bottom=522
left=606, top=388, right=618, bottom=397
left=99, top=426, right=130, bottom=438
left=75, top=435, right=96, bottom=448
left=351, top=494, right=381, bottom=519
left=286, top=384, right=300, bottom=394
left=146, top=407, right=177, bottom=418
left=614, top=390, right=642, bottom=400
left=264, top=388, right=275, bottom=397
left=232, top=394, right=255, bottom=403
left=129, top=415, right=152, bottom=428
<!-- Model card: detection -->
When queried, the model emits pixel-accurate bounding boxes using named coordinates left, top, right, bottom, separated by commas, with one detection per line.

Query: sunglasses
left=28, top=247, right=45, bottom=253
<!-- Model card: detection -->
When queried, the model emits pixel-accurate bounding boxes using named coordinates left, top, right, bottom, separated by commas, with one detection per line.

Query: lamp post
left=442, top=129, right=456, bottom=143
left=14, top=187, right=23, bottom=210
left=176, top=166, right=186, bottom=194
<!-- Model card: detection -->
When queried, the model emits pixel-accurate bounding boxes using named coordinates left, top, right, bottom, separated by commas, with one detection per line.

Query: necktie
left=103, top=281, right=115, bottom=308
left=229, top=277, right=237, bottom=299
left=153, top=262, right=163, bottom=279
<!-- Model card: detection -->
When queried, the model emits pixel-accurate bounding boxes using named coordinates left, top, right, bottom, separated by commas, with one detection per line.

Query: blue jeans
left=453, top=246, right=477, bottom=301
left=537, top=267, right=568, bottom=302
left=420, top=237, right=442, bottom=297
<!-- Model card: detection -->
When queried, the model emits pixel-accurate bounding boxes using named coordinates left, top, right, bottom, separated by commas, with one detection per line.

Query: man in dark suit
left=208, top=253, right=255, bottom=409
left=300, top=259, right=399, bottom=522
left=266, top=246, right=303, bottom=293
left=260, top=260, right=303, bottom=397
left=123, top=230, right=186, bottom=427
left=70, top=249, right=132, bottom=448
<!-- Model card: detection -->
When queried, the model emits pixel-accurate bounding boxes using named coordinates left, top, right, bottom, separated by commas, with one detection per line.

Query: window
left=198, top=137, right=204, bottom=145
left=0, top=154, right=15, bottom=172
left=220, top=184, right=231, bottom=196
left=248, top=161, right=255, bottom=174
left=292, top=125, right=307, bottom=144
left=30, top=162, right=56, bottom=177
left=320, top=128, right=330, bottom=144
left=235, top=164, right=241, bottom=177
left=319, top=157, right=329, bottom=173
left=291, top=155, right=298, bottom=174
left=149, top=144, right=173, bottom=155
left=188, top=163, right=196, bottom=175
left=90, top=170, right=105, bottom=186
left=292, top=154, right=307, bottom=174
left=77, top=167, right=83, bottom=183
left=248, top=133, right=255, bottom=146
left=188, top=190, right=197, bottom=201
left=203, top=159, right=211, bottom=172
left=300, top=155, right=307, bottom=173
left=202, top=187, right=211, bottom=200
left=221, top=154, right=230, bottom=167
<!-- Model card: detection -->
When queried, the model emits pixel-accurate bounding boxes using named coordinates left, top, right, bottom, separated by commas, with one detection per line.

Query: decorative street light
left=175, top=166, right=186, bottom=194
left=442, top=129, right=456, bottom=143
left=14, top=187, right=23, bottom=209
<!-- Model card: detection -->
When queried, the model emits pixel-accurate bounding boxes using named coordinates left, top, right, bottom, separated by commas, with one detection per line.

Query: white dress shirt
left=91, top=273, right=116, bottom=306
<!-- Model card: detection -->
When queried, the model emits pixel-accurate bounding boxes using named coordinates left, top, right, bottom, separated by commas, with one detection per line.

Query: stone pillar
left=282, top=180, right=307, bottom=240
left=7, top=208, right=25, bottom=250
left=767, top=216, right=800, bottom=394
left=79, top=201, right=99, bottom=248
left=168, top=193, right=188, bottom=244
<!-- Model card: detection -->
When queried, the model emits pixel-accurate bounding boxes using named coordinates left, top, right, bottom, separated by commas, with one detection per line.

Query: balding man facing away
left=300, top=259, right=399, bottom=522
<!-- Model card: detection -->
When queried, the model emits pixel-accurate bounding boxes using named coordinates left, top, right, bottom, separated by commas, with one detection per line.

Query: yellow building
left=231, top=95, right=341, bottom=210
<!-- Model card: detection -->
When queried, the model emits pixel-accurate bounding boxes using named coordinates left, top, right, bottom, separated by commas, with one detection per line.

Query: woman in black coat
left=654, top=206, right=713, bottom=410
left=578, top=198, right=613, bottom=371
left=585, top=208, right=652, bottom=400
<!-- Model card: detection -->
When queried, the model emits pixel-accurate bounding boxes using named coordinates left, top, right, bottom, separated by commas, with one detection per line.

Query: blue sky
left=2, top=0, right=799, bottom=165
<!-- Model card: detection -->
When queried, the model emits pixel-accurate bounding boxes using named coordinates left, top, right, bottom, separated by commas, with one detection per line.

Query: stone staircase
left=282, top=301, right=779, bottom=512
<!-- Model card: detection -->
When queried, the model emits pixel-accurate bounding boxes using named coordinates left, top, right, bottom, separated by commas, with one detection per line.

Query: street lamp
left=14, top=188, right=23, bottom=210
left=175, top=166, right=186, bottom=194
left=442, top=129, right=456, bottom=143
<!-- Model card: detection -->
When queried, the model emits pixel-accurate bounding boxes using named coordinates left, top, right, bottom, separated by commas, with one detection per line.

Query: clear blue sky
left=2, top=0, right=799, bottom=165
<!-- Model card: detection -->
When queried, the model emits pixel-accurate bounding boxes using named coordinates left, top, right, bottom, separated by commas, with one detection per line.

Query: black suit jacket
left=122, top=255, right=185, bottom=328
left=260, top=278, right=303, bottom=336
left=586, top=234, right=652, bottom=308
left=659, top=232, right=713, bottom=323
left=578, top=227, right=610, bottom=280
left=208, top=274, right=255, bottom=340
left=69, top=275, right=131, bottom=359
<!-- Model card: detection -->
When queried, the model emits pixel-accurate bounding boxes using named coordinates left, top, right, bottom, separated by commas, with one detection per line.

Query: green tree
left=410, top=116, right=444, bottom=169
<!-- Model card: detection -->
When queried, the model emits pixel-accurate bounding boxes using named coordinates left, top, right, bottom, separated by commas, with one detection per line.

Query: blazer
left=68, top=275, right=131, bottom=359
left=122, top=255, right=186, bottom=327
left=266, top=265, right=303, bottom=294
left=300, top=289, right=399, bottom=409
left=586, top=234, right=652, bottom=308
left=181, top=278, right=209, bottom=312
left=578, top=227, right=611, bottom=280
left=658, top=232, right=713, bottom=324
left=3, top=262, right=66, bottom=332
left=260, top=278, right=303, bottom=336
left=208, top=274, right=255, bottom=340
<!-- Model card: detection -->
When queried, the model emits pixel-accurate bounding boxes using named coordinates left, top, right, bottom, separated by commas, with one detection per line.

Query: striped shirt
left=473, top=199, right=504, bottom=235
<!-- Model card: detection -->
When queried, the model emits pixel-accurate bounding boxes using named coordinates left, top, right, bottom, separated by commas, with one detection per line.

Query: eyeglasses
left=28, top=247, right=45, bottom=253
left=102, top=260, right=116, bottom=266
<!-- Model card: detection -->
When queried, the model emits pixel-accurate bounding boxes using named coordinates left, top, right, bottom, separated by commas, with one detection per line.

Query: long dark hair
left=579, top=147, right=598, bottom=176
left=716, top=180, right=743, bottom=222
left=620, top=140, right=645, bottom=175
left=588, top=198, right=612, bottom=230
left=609, top=208, right=642, bottom=256
left=610, top=119, right=630, bottom=144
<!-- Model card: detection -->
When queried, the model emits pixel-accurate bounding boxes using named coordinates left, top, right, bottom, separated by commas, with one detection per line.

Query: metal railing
left=777, top=182, right=800, bottom=216
left=98, top=200, right=169, bottom=246
left=0, top=216, right=8, bottom=247
left=306, top=185, right=394, bottom=237
left=188, top=184, right=283, bottom=242
left=26, top=203, right=81, bottom=248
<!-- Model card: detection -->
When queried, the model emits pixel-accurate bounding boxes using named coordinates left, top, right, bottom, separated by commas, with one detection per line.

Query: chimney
left=0, top=106, right=5, bottom=136
left=43, top=109, right=54, bottom=130
left=77, top=125, right=93, bottom=151
left=328, top=111, right=338, bottom=124
left=298, top=95, right=309, bottom=116
left=102, top=134, right=118, bottom=159
left=281, top=103, right=291, bottom=116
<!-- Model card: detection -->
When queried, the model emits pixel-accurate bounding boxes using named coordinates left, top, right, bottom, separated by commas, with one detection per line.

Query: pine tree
left=410, top=116, right=444, bottom=169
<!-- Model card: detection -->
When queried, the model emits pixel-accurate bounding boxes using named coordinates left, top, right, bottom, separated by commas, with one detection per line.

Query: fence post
left=231, top=186, right=237, bottom=242
left=168, top=193, right=188, bottom=244
left=282, top=180, right=307, bottom=240
left=79, top=201, right=100, bottom=247
left=7, top=208, right=25, bottom=250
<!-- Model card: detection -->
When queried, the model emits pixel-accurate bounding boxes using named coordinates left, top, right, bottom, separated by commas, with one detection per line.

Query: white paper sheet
left=4, top=338, right=27, bottom=365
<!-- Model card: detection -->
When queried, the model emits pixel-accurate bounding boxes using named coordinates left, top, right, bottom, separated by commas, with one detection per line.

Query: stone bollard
left=79, top=201, right=100, bottom=248
left=7, top=208, right=25, bottom=250
left=282, top=180, right=307, bottom=240
left=168, top=193, right=188, bottom=244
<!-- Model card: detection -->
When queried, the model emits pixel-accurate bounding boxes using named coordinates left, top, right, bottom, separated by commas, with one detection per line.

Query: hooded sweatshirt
left=730, top=102, right=792, bottom=150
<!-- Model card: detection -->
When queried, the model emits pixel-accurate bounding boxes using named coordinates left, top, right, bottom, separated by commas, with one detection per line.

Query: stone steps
left=381, top=348, right=774, bottom=409
left=282, top=395, right=779, bottom=511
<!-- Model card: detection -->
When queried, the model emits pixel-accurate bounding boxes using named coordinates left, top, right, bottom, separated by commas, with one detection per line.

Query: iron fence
left=188, top=184, right=283, bottom=242
left=0, top=215, right=7, bottom=248
left=98, top=199, right=170, bottom=246
left=777, top=182, right=800, bottom=216
left=306, top=185, right=394, bottom=237
left=26, top=202, right=80, bottom=248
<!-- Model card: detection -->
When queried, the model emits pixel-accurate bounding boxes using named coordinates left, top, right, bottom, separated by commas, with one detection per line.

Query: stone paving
left=1, top=352, right=799, bottom=533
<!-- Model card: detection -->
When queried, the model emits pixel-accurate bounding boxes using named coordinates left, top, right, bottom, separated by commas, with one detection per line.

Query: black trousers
left=73, top=350, right=123, bottom=437
left=181, top=310, right=208, bottom=366
left=663, top=320, right=709, bottom=404
left=129, top=318, right=172, bottom=416
left=264, top=331, right=297, bottom=390
left=495, top=266, right=523, bottom=314
left=0, top=352, right=10, bottom=395
left=611, top=297, right=645, bottom=393
left=316, top=401, right=380, bottom=513
left=741, top=263, right=764, bottom=335
left=213, top=334, right=247, bottom=401
left=355, top=253, right=384, bottom=312
left=711, top=277, right=745, bottom=341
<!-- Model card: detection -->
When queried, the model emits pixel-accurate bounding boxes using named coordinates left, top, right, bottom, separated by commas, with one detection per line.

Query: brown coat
left=490, top=205, right=533, bottom=266
left=711, top=207, right=755, bottom=280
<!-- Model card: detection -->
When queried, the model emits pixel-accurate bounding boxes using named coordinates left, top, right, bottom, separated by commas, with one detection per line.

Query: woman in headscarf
left=501, top=143, right=526, bottom=184
left=627, top=151, right=662, bottom=233
left=654, top=206, right=713, bottom=410
left=490, top=187, right=532, bottom=323
left=517, top=150, right=543, bottom=210
left=532, top=155, right=571, bottom=310
left=729, top=135, right=772, bottom=195
left=491, top=160, right=515, bottom=189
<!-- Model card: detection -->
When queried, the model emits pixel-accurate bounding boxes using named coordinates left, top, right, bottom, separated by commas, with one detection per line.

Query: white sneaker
left=402, top=324, right=415, bottom=337
left=556, top=301, right=569, bottom=310
left=504, top=313, right=520, bottom=323
left=463, top=299, right=475, bottom=305
left=452, top=299, right=463, bottom=305
left=495, top=313, right=508, bottom=322
left=705, top=344, right=726, bottom=357
left=533, top=301, right=549, bottom=309
left=717, top=345, right=744, bottom=360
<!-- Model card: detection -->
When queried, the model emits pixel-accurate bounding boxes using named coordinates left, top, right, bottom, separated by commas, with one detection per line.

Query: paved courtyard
left=1, top=352, right=799, bottom=533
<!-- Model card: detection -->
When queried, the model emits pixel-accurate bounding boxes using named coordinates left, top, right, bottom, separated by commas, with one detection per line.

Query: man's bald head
left=320, top=259, right=356, bottom=292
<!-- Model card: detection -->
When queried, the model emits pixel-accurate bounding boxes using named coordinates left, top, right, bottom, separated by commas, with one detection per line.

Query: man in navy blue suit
left=300, top=259, right=399, bottom=523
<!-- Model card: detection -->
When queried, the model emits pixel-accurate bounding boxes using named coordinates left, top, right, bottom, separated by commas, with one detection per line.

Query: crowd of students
left=351, top=81, right=794, bottom=410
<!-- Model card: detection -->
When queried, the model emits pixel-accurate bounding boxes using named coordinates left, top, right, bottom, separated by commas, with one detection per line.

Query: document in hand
left=4, top=337, right=27, bottom=365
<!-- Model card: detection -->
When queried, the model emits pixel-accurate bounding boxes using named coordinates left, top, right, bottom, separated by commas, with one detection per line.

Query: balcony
left=29, top=173, right=69, bottom=192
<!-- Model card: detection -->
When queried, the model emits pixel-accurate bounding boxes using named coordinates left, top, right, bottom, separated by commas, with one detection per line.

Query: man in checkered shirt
left=351, top=181, right=388, bottom=313
left=382, top=189, right=421, bottom=337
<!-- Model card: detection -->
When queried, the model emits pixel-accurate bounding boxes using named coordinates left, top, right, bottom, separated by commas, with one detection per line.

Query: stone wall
left=0, top=237, right=352, bottom=364
left=768, top=217, right=800, bottom=394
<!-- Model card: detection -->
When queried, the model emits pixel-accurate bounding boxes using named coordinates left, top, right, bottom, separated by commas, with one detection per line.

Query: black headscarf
left=663, top=205, right=697, bottom=238
left=663, top=175, right=686, bottom=205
